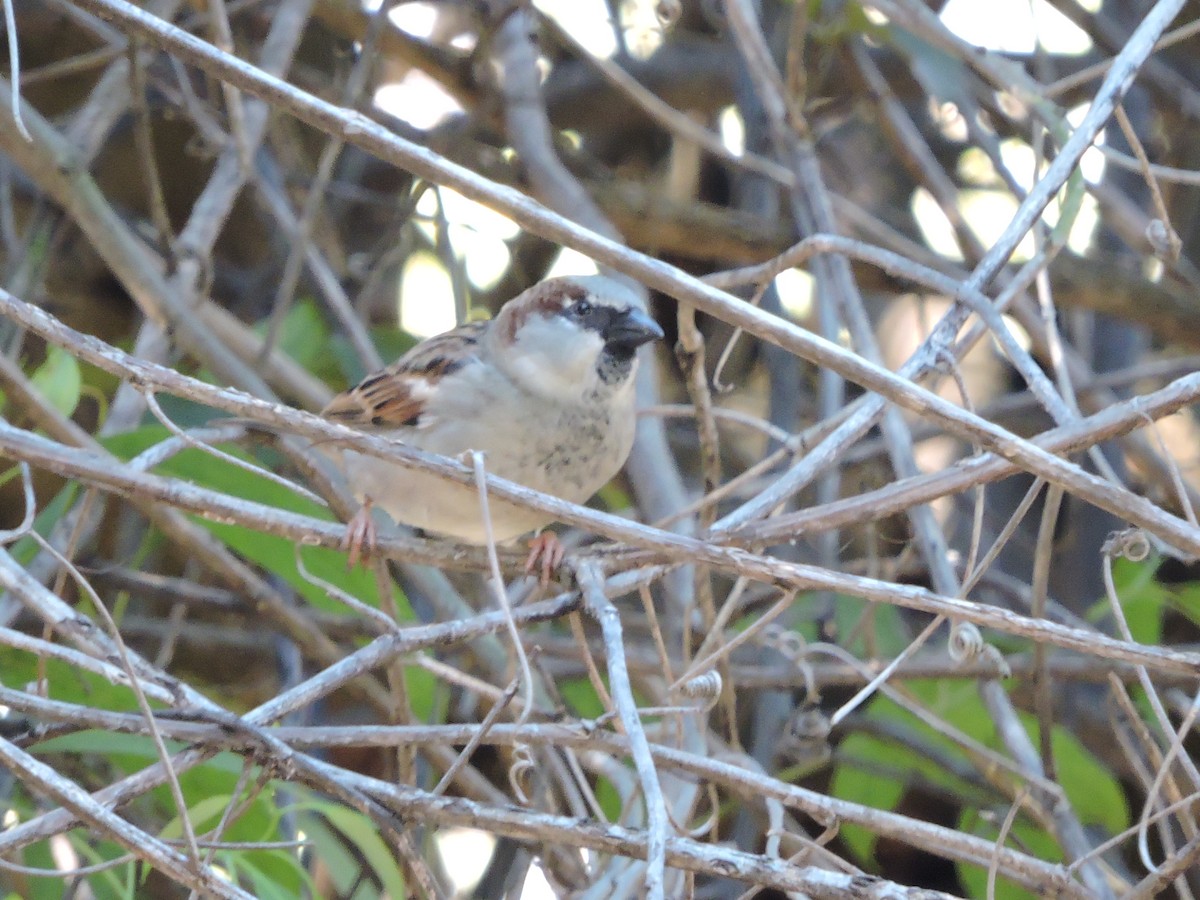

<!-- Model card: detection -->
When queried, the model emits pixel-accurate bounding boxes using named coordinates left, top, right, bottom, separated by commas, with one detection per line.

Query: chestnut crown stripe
left=499, top=280, right=590, bottom=341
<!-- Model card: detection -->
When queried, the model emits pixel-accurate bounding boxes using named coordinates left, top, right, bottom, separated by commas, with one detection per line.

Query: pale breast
left=338, top=378, right=638, bottom=544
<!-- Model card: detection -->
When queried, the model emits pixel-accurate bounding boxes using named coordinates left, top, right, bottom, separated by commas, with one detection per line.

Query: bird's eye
left=571, top=299, right=593, bottom=318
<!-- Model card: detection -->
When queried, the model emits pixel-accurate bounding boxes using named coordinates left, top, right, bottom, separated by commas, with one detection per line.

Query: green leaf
left=906, top=680, right=1128, bottom=833
left=31, top=731, right=184, bottom=775
left=829, top=732, right=908, bottom=862
left=902, top=679, right=995, bottom=744
left=0, top=649, right=141, bottom=714
left=299, top=814, right=359, bottom=894
left=1040, top=718, right=1128, bottom=835
left=102, top=426, right=410, bottom=618
left=957, top=809, right=1062, bottom=899
left=891, top=29, right=976, bottom=109
left=253, top=297, right=344, bottom=386
left=69, top=837, right=134, bottom=900
left=1173, top=580, right=1200, bottom=630
left=29, top=346, right=81, bottom=418
left=830, top=682, right=991, bottom=865
left=831, top=596, right=911, bottom=658
left=266, top=299, right=329, bottom=372
left=560, top=676, right=606, bottom=720
left=160, top=794, right=236, bottom=840
left=1091, top=556, right=1167, bottom=645
left=832, top=679, right=1127, bottom=872
left=405, top=661, right=440, bottom=722
left=1, top=839, right=63, bottom=900
left=594, top=480, right=631, bottom=512
left=595, top=774, right=622, bottom=823
left=295, top=800, right=406, bottom=900
left=234, top=849, right=313, bottom=900
left=325, top=803, right=406, bottom=900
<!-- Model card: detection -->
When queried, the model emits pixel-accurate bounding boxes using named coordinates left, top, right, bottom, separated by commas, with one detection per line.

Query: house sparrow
left=321, top=275, right=663, bottom=577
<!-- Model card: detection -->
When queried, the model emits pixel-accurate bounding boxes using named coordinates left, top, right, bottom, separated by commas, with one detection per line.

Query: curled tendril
left=1103, top=527, right=1151, bottom=562
left=678, top=670, right=722, bottom=708
left=982, top=644, right=1012, bottom=677
left=948, top=624, right=1011, bottom=676
left=507, top=743, right=536, bottom=806
left=948, top=622, right=984, bottom=662
left=788, top=706, right=831, bottom=745
left=761, top=623, right=807, bottom=660
left=655, top=0, right=682, bottom=28
left=778, top=706, right=832, bottom=768
left=1145, top=219, right=1181, bottom=263
left=760, top=624, right=818, bottom=701
left=679, top=783, right=720, bottom=839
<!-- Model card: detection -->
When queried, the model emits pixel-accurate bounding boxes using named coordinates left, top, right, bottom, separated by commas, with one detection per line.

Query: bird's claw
left=524, top=532, right=565, bottom=586
left=345, top=499, right=377, bottom=569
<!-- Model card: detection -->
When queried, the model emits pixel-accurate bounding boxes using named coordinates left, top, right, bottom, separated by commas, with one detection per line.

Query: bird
left=320, top=274, right=664, bottom=579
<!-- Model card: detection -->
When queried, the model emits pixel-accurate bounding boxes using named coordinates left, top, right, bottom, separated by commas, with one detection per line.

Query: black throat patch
left=596, top=348, right=636, bottom=386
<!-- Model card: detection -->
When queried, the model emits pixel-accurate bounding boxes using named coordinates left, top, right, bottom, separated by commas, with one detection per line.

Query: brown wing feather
left=322, top=320, right=488, bottom=429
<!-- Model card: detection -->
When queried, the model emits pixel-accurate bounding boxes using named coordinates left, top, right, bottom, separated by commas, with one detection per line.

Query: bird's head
left=490, top=275, right=663, bottom=402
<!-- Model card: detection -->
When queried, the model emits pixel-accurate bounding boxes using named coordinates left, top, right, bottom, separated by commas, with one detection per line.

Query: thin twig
left=576, top=561, right=668, bottom=900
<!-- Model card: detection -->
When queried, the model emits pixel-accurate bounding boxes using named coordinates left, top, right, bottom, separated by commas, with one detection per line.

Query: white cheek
left=507, top=318, right=602, bottom=399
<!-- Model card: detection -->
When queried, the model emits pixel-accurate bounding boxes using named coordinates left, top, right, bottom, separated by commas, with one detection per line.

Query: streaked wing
left=321, top=320, right=488, bottom=429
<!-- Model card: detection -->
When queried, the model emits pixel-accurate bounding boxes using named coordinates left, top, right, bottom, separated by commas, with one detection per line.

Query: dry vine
left=1, top=0, right=1199, bottom=897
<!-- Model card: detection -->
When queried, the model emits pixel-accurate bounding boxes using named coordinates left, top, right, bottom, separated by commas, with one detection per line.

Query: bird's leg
left=525, top=531, right=565, bottom=585
left=345, top=497, right=377, bottom=568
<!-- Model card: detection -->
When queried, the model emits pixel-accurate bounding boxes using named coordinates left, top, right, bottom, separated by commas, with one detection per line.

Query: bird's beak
left=604, top=307, right=664, bottom=352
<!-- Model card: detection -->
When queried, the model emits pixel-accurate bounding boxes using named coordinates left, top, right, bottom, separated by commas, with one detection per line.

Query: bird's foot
left=345, top=498, right=377, bottom=568
left=524, top=531, right=565, bottom=586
